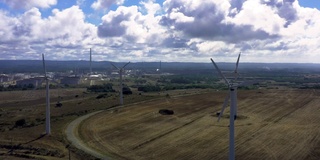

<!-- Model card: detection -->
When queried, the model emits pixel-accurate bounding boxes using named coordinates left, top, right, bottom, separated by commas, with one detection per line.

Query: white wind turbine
left=90, top=48, right=92, bottom=74
left=42, top=54, right=51, bottom=135
left=111, top=62, right=130, bottom=106
left=211, top=53, right=241, bottom=160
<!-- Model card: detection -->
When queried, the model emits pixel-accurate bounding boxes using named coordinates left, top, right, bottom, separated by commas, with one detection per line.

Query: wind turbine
left=90, top=48, right=92, bottom=75
left=42, top=54, right=51, bottom=135
left=211, top=53, right=241, bottom=160
left=111, top=62, right=130, bottom=106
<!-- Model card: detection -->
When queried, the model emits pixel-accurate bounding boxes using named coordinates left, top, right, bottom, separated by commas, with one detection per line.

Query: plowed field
left=79, top=89, right=320, bottom=159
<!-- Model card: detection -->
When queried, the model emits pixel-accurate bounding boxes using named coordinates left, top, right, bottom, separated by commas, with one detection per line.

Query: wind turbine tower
left=211, top=53, right=241, bottom=160
left=90, top=48, right=92, bottom=74
left=42, top=54, right=51, bottom=135
left=111, top=62, right=130, bottom=105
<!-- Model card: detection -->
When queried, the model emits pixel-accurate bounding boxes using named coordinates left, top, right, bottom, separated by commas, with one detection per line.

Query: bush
left=87, top=83, right=115, bottom=92
left=159, top=109, right=174, bottom=115
left=55, top=102, right=63, bottom=107
left=15, top=119, right=26, bottom=127
left=137, top=85, right=161, bottom=92
left=96, top=93, right=107, bottom=99
left=123, top=87, right=132, bottom=95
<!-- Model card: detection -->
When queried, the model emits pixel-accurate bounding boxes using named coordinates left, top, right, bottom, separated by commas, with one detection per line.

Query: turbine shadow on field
left=23, top=134, right=46, bottom=144
left=132, top=115, right=204, bottom=150
left=211, top=114, right=249, bottom=120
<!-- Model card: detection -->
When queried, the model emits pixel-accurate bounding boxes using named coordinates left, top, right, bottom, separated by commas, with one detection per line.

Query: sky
left=0, top=0, right=320, bottom=63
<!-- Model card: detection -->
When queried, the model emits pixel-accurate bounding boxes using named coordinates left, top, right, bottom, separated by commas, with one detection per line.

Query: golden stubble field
left=0, top=87, right=208, bottom=159
left=79, top=89, right=320, bottom=160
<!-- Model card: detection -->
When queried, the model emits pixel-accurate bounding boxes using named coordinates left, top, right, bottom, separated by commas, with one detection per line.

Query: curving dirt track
left=66, top=110, right=107, bottom=159
left=77, top=89, right=320, bottom=159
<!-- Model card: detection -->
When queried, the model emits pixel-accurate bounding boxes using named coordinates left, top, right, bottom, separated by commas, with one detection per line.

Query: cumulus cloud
left=263, top=0, right=298, bottom=27
left=0, top=6, right=100, bottom=60
left=86, top=0, right=320, bottom=62
left=91, top=0, right=124, bottom=10
left=139, top=0, right=162, bottom=15
left=0, top=0, right=57, bottom=9
left=98, top=3, right=167, bottom=45
left=160, top=0, right=278, bottom=43
left=98, top=6, right=134, bottom=37
left=1, top=0, right=320, bottom=63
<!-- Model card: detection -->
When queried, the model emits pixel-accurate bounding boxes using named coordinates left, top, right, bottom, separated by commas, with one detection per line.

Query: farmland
left=1, top=85, right=320, bottom=159
left=0, top=86, right=211, bottom=159
left=0, top=87, right=171, bottom=159
left=78, top=89, right=320, bottom=159
left=1, top=61, right=320, bottom=159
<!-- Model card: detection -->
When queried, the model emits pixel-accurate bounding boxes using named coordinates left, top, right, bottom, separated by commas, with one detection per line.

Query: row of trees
left=158, top=75, right=219, bottom=84
left=87, top=83, right=133, bottom=94
left=87, top=83, right=115, bottom=92
left=0, top=84, right=37, bottom=91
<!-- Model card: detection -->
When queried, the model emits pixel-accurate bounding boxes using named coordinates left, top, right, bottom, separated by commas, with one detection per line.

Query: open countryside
left=1, top=60, right=320, bottom=159
left=1, top=0, right=320, bottom=159
left=79, top=89, right=320, bottom=160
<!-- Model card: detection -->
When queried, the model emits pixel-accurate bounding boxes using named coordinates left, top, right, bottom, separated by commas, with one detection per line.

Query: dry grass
left=0, top=87, right=208, bottom=159
left=78, top=89, right=320, bottom=160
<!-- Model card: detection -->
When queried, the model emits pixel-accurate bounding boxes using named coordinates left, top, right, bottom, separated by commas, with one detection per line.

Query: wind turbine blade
left=210, top=58, right=230, bottom=86
left=235, top=52, right=241, bottom=72
left=234, top=52, right=241, bottom=81
left=32, top=78, right=44, bottom=90
left=218, top=94, right=230, bottom=122
left=122, top=61, right=130, bottom=69
left=111, top=63, right=120, bottom=70
left=39, top=79, right=45, bottom=88
left=51, top=80, right=65, bottom=88
left=42, top=54, right=47, bottom=78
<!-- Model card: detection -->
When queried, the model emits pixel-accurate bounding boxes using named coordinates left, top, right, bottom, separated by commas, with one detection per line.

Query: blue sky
left=299, top=0, right=320, bottom=9
left=0, top=0, right=320, bottom=63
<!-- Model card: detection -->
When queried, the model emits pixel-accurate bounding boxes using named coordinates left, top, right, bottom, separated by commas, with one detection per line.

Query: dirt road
left=65, top=110, right=108, bottom=159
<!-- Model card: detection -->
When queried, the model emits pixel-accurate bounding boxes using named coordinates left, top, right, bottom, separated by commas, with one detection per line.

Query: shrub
left=87, top=83, right=115, bottom=92
left=15, top=119, right=26, bottom=127
left=96, top=94, right=107, bottom=99
left=137, top=85, right=161, bottom=92
left=159, top=109, right=174, bottom=115
left=123, top=87, right=132, bottom=95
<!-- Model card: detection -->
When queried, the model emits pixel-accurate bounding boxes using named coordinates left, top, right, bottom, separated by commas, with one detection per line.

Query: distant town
left=0, top=61, right=166, bottom=90
left=1, top=60, right=320, bottom=91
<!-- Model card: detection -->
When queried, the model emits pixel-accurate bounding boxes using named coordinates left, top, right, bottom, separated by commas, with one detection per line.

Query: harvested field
left=79, top=89, right=320, bottom=159
left=0, top=88, right=209, bottom=159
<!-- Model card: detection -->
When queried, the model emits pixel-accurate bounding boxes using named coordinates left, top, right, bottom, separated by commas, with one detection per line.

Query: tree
left=87, top=83, right=115, bottom=92
left=123, top=87, right=132, bottom=95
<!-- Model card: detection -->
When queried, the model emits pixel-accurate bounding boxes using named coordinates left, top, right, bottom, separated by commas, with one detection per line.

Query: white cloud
left=91, top=0, right=124, bottom=10
left=1, top=0, right=320, bottom=63
left=98, top=4, right=167, bottom=45
left=0, top=10, right=17, bottom=42
left=195, top=40, right=234, bottom=55
left=0, top=0, right=57, bottom=9
left=161, top=0, right=276, bottom=43
left=0, top=6, right=101, bottom=60
left=226, top=0, right=286, bottom=35
left=139, top=0, right=162, bottom=16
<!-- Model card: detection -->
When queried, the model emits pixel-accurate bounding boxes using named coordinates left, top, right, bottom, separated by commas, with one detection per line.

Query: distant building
left=89, top=74, right=102, bottom=79
left=60, top=76, right=80, bottom=85
left=110, top=70, right=131, bottom=78
left=0, top=74, right=10, bottom=83
left=13, top=73, right=30, bottom=80
left=16, top=77, right=43, bottom=87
